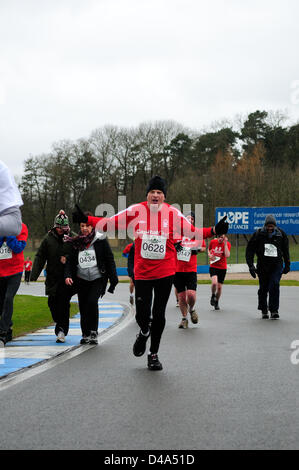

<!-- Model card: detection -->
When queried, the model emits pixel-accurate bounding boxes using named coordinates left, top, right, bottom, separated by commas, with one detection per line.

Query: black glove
left=283, top=265, right=290, bottom=274
left=249, top=265, right=257, bottom=279
left=72, top=204, right=88, bottom=224
left=107, top=284, right=116, bottom=294
left=174, top=241, right=183, bottom=253
left=214, top=216, right=229, bottom=235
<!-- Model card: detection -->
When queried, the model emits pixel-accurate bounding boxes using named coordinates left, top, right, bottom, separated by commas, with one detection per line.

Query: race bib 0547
left=177, top=246, right=192, bottom=262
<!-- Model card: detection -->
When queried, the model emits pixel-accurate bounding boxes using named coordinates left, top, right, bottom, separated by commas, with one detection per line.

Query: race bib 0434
left=78, top=249, right=97, bottom=268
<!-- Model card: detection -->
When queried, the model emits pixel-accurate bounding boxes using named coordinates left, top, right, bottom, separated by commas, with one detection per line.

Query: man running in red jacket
left=175, top=212, right=206, bottom=329
left=73, top=175, right=228, bottom=371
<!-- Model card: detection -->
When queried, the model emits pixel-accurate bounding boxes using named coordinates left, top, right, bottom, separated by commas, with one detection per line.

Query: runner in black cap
left=73, top=175, right=229, bottom=370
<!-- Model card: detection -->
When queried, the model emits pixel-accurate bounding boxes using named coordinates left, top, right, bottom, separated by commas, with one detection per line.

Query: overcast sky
left=1, top=0, right=299, bottom=177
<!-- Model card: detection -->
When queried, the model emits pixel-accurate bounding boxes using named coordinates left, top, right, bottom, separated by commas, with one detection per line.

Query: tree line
left=20, top=109, right=299, bottom=245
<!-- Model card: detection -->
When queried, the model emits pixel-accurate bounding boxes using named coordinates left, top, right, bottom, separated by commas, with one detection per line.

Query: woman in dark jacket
left=65, top=213, right=118, bottom=345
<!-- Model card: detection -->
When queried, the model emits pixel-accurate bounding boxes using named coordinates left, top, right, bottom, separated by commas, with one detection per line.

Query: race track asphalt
left=0, top=281, right=298, bottom=450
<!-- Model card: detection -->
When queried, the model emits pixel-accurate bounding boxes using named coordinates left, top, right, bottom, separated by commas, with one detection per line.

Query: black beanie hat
left=146, top=175, right=167, bottom=197
left=187, top=211, right=195, bottom=223
left=264, top=214, right=277, bottom=226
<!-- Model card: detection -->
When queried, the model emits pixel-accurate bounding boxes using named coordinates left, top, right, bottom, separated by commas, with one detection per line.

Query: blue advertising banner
left=215, top=207, right=299, bottom=235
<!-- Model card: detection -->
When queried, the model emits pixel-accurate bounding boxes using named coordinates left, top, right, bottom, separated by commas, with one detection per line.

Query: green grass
left=196, top=279, right=299, bottom=286
left=118, top=279, right=299, bottom=286
left=12, top=295, right=78, bottom=338
left=24, top=240, right=299, bottom=268
left=218, top=243, right=299, bottom=265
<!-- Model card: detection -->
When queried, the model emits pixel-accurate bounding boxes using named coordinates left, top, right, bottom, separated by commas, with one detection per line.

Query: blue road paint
left=98, top=313, right=122, bottom=318
left=0, top=301, right=124, bottom=379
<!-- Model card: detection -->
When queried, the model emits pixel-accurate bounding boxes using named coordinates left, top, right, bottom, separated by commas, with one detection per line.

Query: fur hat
left=146, top=175, right=167, bottom=197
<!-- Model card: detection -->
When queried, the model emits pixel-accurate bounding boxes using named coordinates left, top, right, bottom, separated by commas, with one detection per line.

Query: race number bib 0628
left=78, top=249, right=97, bottom=268
left=141, top=234, right=166, bottom=260
left=0, top=242, right=12, bottom=260
left=264, top=244, right=278, bottom=257
left=177, top=246, right=192, bottom=262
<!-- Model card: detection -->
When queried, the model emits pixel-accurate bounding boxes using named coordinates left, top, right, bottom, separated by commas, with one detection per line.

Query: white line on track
left=0, top=304, right=134, bottom=392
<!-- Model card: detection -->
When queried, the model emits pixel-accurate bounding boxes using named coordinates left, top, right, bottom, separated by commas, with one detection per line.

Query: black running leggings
left=77, top=277, right=104, bottom=336
left=135, top=275, right=174, bottom=354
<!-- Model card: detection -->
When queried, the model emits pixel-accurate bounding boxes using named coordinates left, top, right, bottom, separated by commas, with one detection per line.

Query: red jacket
left=176, top=238, right=206, bottom=273
left=88, top=202, right=213, bottom=281
left=122, top=243, right=133, bottom=257
left=0, top=223, right=28, bottom=277
left=208, top=238, right=231, bottom=270
left=24, top=260, right=33, bottom=271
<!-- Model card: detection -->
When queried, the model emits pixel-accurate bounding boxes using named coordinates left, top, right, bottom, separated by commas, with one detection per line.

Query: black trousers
left=48, top=282, right=76, bottom=336
left=257, top=264, right=283, bottom=313
left=0, top=272, right=22, bottom=334
left=77, top=277, right=104, bottom=337
left=135, top=275, right=174, bottom=354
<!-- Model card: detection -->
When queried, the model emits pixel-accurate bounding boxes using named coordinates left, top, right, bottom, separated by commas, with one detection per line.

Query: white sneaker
left=178, top=317, right=188, bottom=329
left=56, top=331, right=65, bottom=343
left=0, top=339, right=5, bottom=348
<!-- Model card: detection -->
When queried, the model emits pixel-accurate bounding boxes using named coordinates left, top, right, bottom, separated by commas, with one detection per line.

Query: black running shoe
left=6, top=328, right=13, bottom=343
left=89, top=331, right=98, bottom=344
left=214, top=300, right=220, bottom=310
left=270, top=311, right=280, bottom=320
left=147, top=353, right=163, bottom=371
left=80, top=335, right=91, bottom=345
left=0, top=330, right=7, bottom=346
left=133, top=331, right=150, bottom=357
left=262, top=310, right=269, bottom=319
left=210, top=294, right=216, bottom=306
